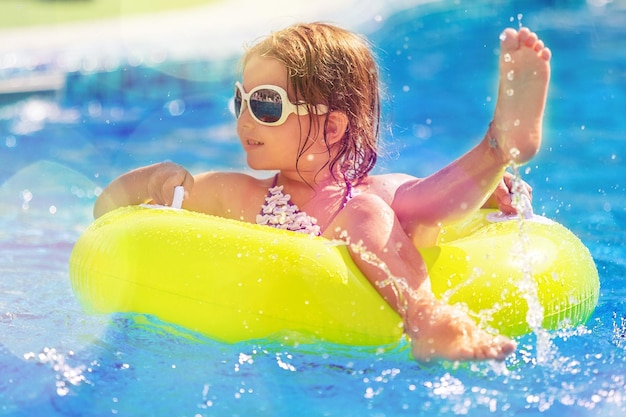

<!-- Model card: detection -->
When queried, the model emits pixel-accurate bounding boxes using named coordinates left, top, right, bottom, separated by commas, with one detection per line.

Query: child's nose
left=237, top=103, right=255, bottom=127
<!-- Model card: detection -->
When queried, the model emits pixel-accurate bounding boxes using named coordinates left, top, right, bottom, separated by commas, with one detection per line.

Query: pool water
left=1, top=0, right=625, bottom=416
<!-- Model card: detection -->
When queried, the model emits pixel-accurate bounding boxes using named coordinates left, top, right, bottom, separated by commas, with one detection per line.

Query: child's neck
left=275, top=170, right=349, bottom=208
left=276, top=170, right=347, bottom=192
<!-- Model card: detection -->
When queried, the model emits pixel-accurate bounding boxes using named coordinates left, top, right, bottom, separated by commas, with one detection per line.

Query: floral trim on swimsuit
left=256, top=175, right=355, bottom=236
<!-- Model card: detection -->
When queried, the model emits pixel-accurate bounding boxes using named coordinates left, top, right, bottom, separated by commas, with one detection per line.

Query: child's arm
left=93, top=162, right=194, bottom=218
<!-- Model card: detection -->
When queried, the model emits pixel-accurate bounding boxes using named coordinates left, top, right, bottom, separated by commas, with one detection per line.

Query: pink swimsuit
left=256, top=174, right=354, bottom=236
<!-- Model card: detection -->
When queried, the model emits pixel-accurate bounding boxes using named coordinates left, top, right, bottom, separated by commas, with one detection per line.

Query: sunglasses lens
left=250, top=89, right=283, bottom=124
left=234, top=87, right=243, bottom=118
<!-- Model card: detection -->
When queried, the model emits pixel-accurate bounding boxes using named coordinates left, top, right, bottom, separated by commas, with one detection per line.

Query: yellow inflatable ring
left=69, top=206, right=599, bottom=346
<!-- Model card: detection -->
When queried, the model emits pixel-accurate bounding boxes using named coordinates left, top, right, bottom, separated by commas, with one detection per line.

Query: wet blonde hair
left=242, top=22, right=380, bottom=183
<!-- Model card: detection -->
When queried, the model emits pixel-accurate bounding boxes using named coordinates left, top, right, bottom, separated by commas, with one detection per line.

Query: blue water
left=1, top=0, right=625, bottom=416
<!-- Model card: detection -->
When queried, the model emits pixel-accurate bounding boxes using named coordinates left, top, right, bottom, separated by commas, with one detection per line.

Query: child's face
left=237, top=55, right=328, bottom=174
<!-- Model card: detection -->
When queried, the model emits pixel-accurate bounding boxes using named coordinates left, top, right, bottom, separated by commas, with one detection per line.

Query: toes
left=517, top=27, right=531, bottom=44
left=470, top=345, right=491, bottom=361
left=524, top=31, right=539, bottom=48
left=500, top=27, right=552, bottom=62
left=477, top=335, right=517, bottom=361
left=499, top=28, right=519, bottom=52
left=532, top=40, right=552, bottom=61
left=495, top=337, right=517, bottom=361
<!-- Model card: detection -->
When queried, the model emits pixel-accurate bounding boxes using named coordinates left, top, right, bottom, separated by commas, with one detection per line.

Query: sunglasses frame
left=234, top=81, right=328, bottom=126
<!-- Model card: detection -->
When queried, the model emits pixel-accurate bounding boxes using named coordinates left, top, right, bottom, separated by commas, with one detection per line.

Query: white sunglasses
left=233, top=81, right=328, bottom=126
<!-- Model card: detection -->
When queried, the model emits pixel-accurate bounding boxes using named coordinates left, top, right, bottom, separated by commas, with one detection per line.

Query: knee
left=328, top=193, right=396, bottom=240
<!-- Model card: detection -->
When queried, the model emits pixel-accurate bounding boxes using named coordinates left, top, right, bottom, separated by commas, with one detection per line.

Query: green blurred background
left=0, top=0, right=214, bottom=28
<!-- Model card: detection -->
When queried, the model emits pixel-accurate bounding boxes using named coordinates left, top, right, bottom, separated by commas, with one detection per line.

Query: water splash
left=330, top=233, right=415, bottom=318
left=612, top=312, right=626, bottom=349
left=23, top=347, right=88, bottom=396
left=510, top=13, right=524, bottom=29
left=332, top=161, right=559, bottom=365
left=508, top=162, right=556, bottom=363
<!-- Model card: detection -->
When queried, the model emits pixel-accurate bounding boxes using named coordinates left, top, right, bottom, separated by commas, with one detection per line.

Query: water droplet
left=166, top=99, right=185, bottom=116
left=507, top=70, right=515, bottom=81
left=499, top=32, right=507, bottom=42
left=5, top=135, right=16, bottom=148
left=506, top=88, right=514, bottom=96
left=514, top=119, right=520, bottom=126
left=509, top=147, right=520, bottom=159
left=504, top=53, right=512, bottom=63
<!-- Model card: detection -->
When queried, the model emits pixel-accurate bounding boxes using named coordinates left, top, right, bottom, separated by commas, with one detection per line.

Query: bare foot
left=407, top=297, right=516, bottom=362
left=491, top=27, right=551, bottom=165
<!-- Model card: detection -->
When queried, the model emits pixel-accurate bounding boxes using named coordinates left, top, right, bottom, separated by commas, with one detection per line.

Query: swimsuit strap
left=343, top=178, right=354, bottom=208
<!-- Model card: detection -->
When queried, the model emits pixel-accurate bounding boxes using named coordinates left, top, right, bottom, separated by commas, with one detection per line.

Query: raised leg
left=491, top=27, right=551, bottom=164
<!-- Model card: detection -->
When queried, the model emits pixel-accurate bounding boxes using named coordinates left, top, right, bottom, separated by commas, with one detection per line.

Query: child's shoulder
left=186, top=171, right=271, bottom=218
left=195, top=171, right=268, bottom=189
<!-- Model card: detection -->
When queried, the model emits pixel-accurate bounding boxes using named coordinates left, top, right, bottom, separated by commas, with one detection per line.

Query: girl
left=94, top=23, right=551, bottom=362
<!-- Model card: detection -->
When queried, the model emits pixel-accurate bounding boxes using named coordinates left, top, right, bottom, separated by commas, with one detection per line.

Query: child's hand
left=488, top=172, right=532, bottom=215
left=147, top=162, right=194, bottom=206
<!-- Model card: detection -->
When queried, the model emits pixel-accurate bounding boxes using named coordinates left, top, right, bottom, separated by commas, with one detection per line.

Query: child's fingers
left=147, top=163, right=192, bottom=205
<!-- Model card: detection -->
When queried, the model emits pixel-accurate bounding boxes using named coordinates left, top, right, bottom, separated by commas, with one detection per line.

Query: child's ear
left=325, top=111, right=349, bottom=145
